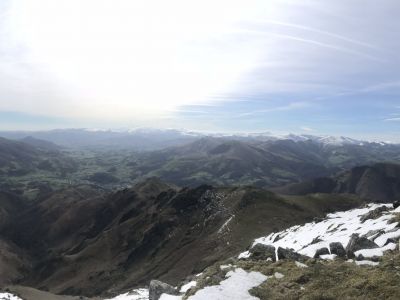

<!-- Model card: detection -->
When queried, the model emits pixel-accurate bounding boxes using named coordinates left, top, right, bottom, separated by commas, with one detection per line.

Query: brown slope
left=0, top=178, right=363, bottom=297
left=276, top=162, right=400, bottom=202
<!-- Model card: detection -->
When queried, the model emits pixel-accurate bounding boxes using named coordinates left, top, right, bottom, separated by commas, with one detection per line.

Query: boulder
left=249, top=244, right=276, bottom=261
left=149, top=280, right=179, bottom=300
left=329, top=242, right=346, bottom=258
left=360, top=206, right=389, bottom=223
left=345, top=234, right=379, bottom=258
left=393, top=201, right=400, bottom=209
left=277, top=247, right=308, bottom=262
left=314, top=247, right=330, bottom=258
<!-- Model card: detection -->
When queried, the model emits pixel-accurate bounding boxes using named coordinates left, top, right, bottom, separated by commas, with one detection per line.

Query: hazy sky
left=0, top=0, right=400, bottom=139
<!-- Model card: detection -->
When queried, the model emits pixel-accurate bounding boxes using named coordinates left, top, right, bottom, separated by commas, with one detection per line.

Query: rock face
left=329, top=242, right=346, bottom=258
left=314, top=247, right=330, bottom=258
left=277, top=247, right=308, bottom=262
left=149, top=280, right=178, bottom=300
left=345, top=234, right=379, bottom=258
left=360, top=206, right=389, bottom=223
left=393, top=201, right=400, bottom=209
left=249, top=244, right=276, bottom=261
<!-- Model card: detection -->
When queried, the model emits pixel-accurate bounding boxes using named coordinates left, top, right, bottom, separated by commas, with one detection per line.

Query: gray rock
left=277, top=247, right=308, bottom=262
left=249, top=243, right=276, bottom=261
left=360, top=206, right=389, bottom=223
left=363, top=229, right=385, bottom=240
left=314, top=247, right=330, bottom=258
left=149, top=280, right=178, bottom=300
left=345, top=234, right=379, bottom=258
left=329, top=242, right=346, bottom=257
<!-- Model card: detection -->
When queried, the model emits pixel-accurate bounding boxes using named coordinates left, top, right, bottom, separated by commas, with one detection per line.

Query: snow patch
left=251, top=204, right=398, bottom=260
left=0, top=293, right=23, bottom=300
left=105, top=288, right=149, bottom=300
left=355, top=260, right=379, bottom=266
left=354, top=243, right=397, bottom=258
left=159, top=295, right=182, bottom=300
left=187, top=268, right=268, bottom=300
left=218, top=215, right=234, bottom=234
left=180, top=281, right=197, bottom=293
left=238, top=251, right=251, bottom=259
left=295, top=261, right=308, bottom=268
left=320, top=254, right=337, bottom=260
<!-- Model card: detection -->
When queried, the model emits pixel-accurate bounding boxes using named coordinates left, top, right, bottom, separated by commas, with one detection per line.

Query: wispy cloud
left=238, top=101, right=310, bottom=117
left=383, top=117, right=400, bottom=122
left=258, top=20, right=379, bottom=50
left=239, top=29, right=383, bottom=62
left=300, top=126, right=314, bottom=132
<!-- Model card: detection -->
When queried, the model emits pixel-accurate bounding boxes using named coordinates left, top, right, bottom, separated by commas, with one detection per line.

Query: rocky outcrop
left=345, top=234, right=379, bottom=258
left=314, top=247, right=330, bottom=258
left=149, top=280, right=178, bottom=300
left=360, top=206, right=389, bottom=223
left=329, top=242, right=346, bottom=257
left=277, top=247, right=308, bottom=262
left=249, top=244, right=276, bottom=261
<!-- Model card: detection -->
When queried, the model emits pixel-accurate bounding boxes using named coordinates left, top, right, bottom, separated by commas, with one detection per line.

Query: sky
left=0, top=0, right=400, bottom=140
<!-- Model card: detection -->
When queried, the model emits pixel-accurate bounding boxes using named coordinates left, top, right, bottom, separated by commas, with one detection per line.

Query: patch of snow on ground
left=354, top=243, right=397, bottom=258
left=105, top=288, right=149, bottom=300
left=187, top=268, right=268, bottom=300
left=274, top=272, right=284, bottom=279
left=295, top=261, right=308, bottom=268
left=0, top=293, right=23, bottom=300
left=355, top=260, right=379, bottom=266
left=252, top=204, right=398, bottom=261
left=319, top=254, right=337, bottom=260
left=180, top=281, right=197, bottom=293
left=159, top=295, right=182, bottom=300
left=218, top=215, right=234, bottom=234
left=238, top=251, right=251, bottom=259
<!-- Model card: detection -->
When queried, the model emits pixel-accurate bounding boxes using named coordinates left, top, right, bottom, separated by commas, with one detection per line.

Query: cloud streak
left=237, top=101, right=311, bottom=117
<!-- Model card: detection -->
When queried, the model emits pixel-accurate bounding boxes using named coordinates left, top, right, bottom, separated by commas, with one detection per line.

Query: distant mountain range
left=130, top=136, right=400, bottom=187
left=1, top=131, right=400, bottom=190
left=0, top=128, right=394, bottom=151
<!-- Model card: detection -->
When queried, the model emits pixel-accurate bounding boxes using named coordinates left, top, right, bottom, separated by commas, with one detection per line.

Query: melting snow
left=319, top=254, right=337, bottom=260
left=218, top=215, right=235, bottom=234
left=295, top=261, right=308, bottom=268
left=105, top=288, right=149, bottom=300
left=180, top=281, right=197, bottom=293
left=0, top=294, right=23, bottom=300
left=355, top=260, right=379, bottom=266
left=238, top=251, right=251, bottom=259
left=159, top=295, right=182, bottom=300
left=241, top=204, right=398, bottom=262
left=187, top=268, right=268, bottom=300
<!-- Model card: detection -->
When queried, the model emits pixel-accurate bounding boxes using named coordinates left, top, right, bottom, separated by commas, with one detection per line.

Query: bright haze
left=0, top=0, right=399, bottom=140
